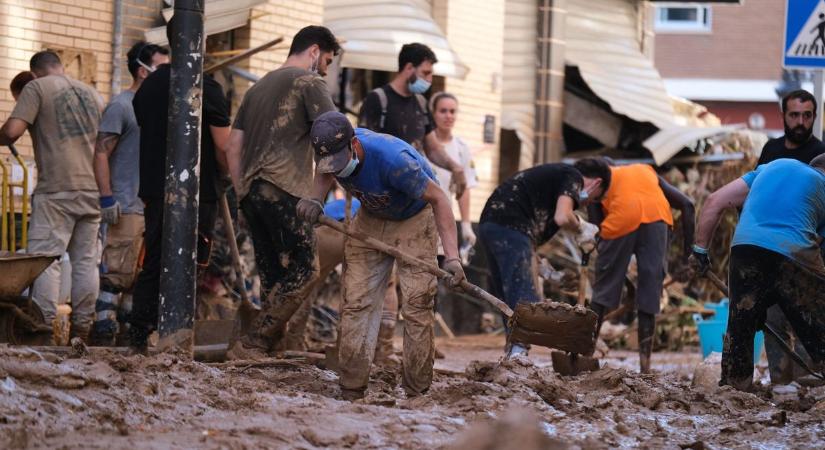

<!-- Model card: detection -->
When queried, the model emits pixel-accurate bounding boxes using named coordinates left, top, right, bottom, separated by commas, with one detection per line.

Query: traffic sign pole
left=816, top=70, right=824, bottom=139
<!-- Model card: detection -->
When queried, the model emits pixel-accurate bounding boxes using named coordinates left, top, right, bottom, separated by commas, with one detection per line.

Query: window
left=654, top=3, right=711, bottom=33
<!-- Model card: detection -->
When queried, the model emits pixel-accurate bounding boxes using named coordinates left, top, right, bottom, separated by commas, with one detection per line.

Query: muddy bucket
left=0, top=253, right=59, bottom=298
left=509, top=301, right=598, bottom=355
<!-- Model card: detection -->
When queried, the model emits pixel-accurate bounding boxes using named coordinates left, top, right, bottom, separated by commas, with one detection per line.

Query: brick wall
left=435, top=0, right=505, bottom=220
left=654, top=0, right=784, bottom=80
left=118, top=0, right=166, bottom=92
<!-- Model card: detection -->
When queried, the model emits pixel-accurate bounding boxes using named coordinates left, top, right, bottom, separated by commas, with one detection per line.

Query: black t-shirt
left=757, top=136, right=825, bottom=166
left=480, top=163, right=583, bottom=245
left=133, top=64, right=230, bottom=201
left=357, top=84, right=433, bottom=152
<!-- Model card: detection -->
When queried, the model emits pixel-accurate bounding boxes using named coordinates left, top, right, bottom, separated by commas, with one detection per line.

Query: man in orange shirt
left=574, top=158, right=695, bottom=373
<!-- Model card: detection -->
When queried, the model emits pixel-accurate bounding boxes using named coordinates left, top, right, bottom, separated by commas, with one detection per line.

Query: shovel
left=317, top=215, right=598, bottom=354
left=702, top=271, right=824, bottom=381
left=551, top=247, right=600, bottom=375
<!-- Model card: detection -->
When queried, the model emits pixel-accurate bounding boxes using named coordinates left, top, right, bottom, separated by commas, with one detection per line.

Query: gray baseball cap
left=311, top=111, right=354, bottom=173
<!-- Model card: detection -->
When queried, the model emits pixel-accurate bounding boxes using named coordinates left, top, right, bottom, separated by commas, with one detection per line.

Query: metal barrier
left=0, top=144, right=29, bottom=252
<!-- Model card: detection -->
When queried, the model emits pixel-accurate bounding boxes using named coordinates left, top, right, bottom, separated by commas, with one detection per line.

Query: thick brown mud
left=1, top=336, right=824, bottom=449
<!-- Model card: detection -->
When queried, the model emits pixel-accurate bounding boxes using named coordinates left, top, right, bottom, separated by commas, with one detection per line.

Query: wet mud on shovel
left=317, top=215, right=597, bottom=353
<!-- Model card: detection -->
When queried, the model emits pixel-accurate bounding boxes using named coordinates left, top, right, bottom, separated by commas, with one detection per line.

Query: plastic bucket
left=694, top=313, right=764, bottom=362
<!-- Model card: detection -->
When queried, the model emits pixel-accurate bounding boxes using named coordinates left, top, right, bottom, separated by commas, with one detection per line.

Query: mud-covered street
left=2, top=335, right=824, bottom=449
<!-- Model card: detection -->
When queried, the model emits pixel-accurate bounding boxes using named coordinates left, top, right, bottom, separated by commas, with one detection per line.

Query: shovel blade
left=551, top=351, right=600, bottom=376
left=508, top=301, right=598, bottom=355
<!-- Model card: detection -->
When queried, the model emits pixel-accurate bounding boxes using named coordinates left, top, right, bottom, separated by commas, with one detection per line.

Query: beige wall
left=0, top=0, right=118, bottom=156
left=654, top=0, right=784, bottom=80
left=435, top=0, right=505, bottom=221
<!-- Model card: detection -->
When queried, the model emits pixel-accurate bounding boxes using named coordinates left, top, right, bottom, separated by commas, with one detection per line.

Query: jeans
left=478, top=221, right=541, bottom=312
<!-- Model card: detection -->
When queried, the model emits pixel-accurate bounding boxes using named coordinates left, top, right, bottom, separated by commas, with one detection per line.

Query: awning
left=565, top=0, right=676, bottom=129
left=144, top=0, right=267, bottom=45
left=324, top=0, right=468, bottom=79
left=642, top=124, right=745, bottom=164
left=500, top=0, right=536, bottom=170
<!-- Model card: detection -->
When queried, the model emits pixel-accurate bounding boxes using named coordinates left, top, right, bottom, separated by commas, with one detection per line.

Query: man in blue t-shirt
left=691, top=157, right=825, bottom=391
left=296, top=111, right=465, bottom=400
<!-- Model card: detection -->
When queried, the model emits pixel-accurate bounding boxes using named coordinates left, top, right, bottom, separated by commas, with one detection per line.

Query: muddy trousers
left=129, top=199, right=217, bottom=342
left=764, top=305, right=814, bottom=384
left=723, top=245, right=825, bottom=391
left=339, top=207, right=438, bottom=395
left=28, top=190, right=101, bottom=339
left=240, top=180, right=318, bottom=347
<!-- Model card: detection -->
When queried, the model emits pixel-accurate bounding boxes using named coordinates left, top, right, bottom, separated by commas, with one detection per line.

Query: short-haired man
left=297, top=111, right=466, bottom=400
left=0, top=51, right=104, bottom=341
left=90, top=41, right=169, bottom=346
left=580, top=159, right=695, bottom=374
left=754, top=89, right=823, bottom=385
left=478, top=161, right=607, bottom=359
left=226, top=25, right=341, bottom=357
left=128, top=21, right=232, bottom=352
left=691, top=157, right=825, bottom=391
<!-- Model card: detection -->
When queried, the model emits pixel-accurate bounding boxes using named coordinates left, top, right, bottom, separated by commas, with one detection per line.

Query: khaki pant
left=101, top=213, right=144, bottom=291
left=339, top=207, right=437, bottom=395
left=28, top=190, right=100, bottom=335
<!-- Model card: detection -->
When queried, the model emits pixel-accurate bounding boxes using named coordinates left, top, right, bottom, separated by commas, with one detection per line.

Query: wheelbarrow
left=0, top=253, right=59, bottom=344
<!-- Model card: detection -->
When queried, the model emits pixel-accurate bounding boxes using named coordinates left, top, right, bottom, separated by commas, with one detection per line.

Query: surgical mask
left=336, top=154, right=359, bottom=178
left=578, top=190, right=589, bottom=202
left=408, top=77, right=431, bottom=94
left=137, top=59, right=156, bottom=73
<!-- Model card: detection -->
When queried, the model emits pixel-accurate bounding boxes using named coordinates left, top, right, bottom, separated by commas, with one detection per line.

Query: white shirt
left=429, top=136, right=478, bottom=195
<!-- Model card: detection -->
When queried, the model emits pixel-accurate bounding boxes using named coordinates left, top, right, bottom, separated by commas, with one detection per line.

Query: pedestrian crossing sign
left=785, top=0, right=825, bottom=68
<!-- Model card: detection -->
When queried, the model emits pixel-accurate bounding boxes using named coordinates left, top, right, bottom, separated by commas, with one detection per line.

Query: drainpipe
left=111, top=0, right=124, bottom=96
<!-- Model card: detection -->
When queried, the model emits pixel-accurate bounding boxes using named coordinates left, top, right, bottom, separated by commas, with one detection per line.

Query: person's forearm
left=694, top=197, right=725, bottom=249
left=226, top=130, right=244, bottom=191
left=424, top=134, right=459, bottom=171
left=93, top=153, right=112, bottom=196
left=681, top=204, right=696, bottom=254
left=309, top=171, right=335, bottom=202
left=458, top=188, right=471, bottom=222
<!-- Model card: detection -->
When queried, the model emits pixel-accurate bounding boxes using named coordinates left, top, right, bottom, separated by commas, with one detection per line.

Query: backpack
left=371, top=86, right=428, bottom=131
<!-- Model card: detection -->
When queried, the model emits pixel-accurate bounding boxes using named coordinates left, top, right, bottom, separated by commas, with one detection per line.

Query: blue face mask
left=336, top=154, right=359, bottom=178
left=408, top=77, right=431, bottom=94
left=578, top=190, right=589, bottom=202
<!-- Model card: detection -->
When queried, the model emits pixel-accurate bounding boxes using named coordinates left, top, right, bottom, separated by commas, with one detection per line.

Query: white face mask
left=336, top=153, right=359, bottom=178
left=137, top=59, right=156, bottom=74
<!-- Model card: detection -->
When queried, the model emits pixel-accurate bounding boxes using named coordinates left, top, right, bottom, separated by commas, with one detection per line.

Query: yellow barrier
left=0, top=144, right=29, bottom=252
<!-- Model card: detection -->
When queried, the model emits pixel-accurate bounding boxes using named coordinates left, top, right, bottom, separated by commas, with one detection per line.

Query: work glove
left=100, top=196, right=121, bottom=225
left=296, top=198, right=324, bottom=225
left=450, top=168, right=468, bottom=200
left=576, top=219, right=599, bottom=252
left=443, top=257, right=466, bottom=289
left=688, top=244, right=711, bottom=276
left=460, top=221, right=476, bottom=247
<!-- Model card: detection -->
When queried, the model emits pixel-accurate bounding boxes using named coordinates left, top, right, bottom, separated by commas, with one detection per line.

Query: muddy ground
left=1, top=335, right=824, bottom=449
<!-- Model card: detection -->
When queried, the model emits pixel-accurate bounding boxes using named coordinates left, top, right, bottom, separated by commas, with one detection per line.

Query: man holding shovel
left=691, top=157, right=825, bottom=391
left=296, top=111, right=465, bottom=400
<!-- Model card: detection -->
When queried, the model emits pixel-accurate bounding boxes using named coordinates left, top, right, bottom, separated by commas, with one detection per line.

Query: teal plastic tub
left=694, top=301, right=764, bottom=362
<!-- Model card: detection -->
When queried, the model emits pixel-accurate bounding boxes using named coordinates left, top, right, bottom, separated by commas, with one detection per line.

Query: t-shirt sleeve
left=203, top=76, right=231, bottom=128
left=99, top=101, right=127, bottom=135
left=10, top=82, right=41, bottom=125
left=741, top=167, right=761, bottom=187
left=457, top=138, right=478, bottom=189
left=560, top=166, right=584, bottom=201
left=303, top=76, right=335, bottom=122
left=423, top=101, right=434, bottom=135
left=387, top=150, right=433, bottom=200
left=358, top=91, right=382, bottom=131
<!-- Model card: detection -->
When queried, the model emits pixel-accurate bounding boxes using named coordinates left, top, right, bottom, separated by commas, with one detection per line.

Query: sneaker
left=505, top=343, right=529, bottom=360
left=340, top=387, right=366, bottom=401
left=226, top=336, right=269, bottom=360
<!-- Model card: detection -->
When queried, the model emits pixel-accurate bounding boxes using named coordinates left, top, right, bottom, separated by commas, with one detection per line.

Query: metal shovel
left=318, top=215, right=598, bottom=354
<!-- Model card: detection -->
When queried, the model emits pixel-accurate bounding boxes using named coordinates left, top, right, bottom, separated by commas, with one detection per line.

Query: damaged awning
left=642, top=124, right=745, bottom=165
left=323, top=0, right=468, bottom=79
left=145, top=0, right=267, bottom=45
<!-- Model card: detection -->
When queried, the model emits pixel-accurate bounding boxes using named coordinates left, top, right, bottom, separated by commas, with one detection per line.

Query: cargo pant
left=339, top=207, right=438, bottom=395
left=28, top=190, right=100, bottom=337
left=723, top=245, right=825, bottom=391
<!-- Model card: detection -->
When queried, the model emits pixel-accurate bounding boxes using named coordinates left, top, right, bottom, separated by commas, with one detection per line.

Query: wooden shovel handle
left=318, top=215, right=513, bottom=317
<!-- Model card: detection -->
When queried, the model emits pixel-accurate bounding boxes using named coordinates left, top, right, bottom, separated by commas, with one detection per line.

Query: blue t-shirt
left=324, top=198, right=361, bottom=221
left=733, top=158, right=825, bottom=270
left=336, top=128, right=436, bottom=220
left=99, top=90, right=142, bottom=214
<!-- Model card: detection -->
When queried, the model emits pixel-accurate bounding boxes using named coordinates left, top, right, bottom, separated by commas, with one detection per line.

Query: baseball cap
left=311, top=111, right=354, bottom=173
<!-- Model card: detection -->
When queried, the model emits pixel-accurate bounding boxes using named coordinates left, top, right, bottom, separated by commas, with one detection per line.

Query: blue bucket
left=704, top=298, right=729, bottom=323
left=694, top=312, right=764, bottom=361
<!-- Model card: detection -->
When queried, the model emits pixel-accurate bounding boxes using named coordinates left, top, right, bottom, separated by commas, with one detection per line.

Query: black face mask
left=785, top=118, right=813, bottom=145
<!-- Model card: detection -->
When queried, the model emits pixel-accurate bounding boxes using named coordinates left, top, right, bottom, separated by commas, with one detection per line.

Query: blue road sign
left=785, top=0, right=825, bottom=68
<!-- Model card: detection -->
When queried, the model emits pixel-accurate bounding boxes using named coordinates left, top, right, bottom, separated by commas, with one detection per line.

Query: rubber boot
left=373, top=319, right=399, bottom=367
left=638, top=311, right=655, bottom=374
left=91, top=289, right=120, bottom=346
left=127, top=324, right=151, bottom=356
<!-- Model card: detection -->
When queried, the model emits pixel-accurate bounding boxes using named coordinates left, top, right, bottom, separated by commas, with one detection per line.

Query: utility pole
left=157, top=0, right=204, bottom=356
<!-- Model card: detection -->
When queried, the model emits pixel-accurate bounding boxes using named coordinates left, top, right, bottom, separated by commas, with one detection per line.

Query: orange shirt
left=599, top=164, right=673, bottom=240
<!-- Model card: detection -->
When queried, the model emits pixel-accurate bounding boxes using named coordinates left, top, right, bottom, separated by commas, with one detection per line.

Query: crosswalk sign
left=785, top=0, right=825, bottom=68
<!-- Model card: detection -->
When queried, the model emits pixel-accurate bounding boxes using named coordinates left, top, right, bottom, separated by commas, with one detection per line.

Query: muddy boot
left=90, top=290, right=119, bottom=346
left=127, top=325, right=151, bottom=356
left=373, top=320, right=399, bottom=368
left=226, top=334, right=270, bottom=360
left=340, top=387, right=366, bottom=401
left=69, top=325, right=91, bottom=345
left=638, top=311, right=655, bottom=374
